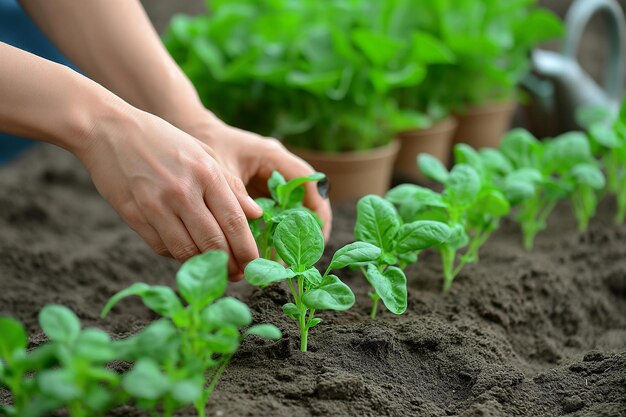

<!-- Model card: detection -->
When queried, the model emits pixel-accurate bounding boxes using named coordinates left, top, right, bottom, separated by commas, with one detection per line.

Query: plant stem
left=441, top=247, right=455, bottom=292
left=299, top=313, right=308, bottom=352
left=370, top=295, right=380, bottom=319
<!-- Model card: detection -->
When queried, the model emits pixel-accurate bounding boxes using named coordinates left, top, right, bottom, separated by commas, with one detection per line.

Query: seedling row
left=1, top=101, right=625, bottom=416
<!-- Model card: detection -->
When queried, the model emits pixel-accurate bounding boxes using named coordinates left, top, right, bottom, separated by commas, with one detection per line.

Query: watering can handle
left=563, top=0, right=626, bottom=101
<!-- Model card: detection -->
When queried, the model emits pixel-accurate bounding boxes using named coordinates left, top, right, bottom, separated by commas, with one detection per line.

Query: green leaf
left=351, top=29, right=403, bottom=66
left=328, top=242, right=381, bottom=270
left=170, top=379, right=202, bottom=404
left=204, top=326, right=240, bottom=354
left=244, top=258, right=296, bottom=286
left=101, top=283, right=182, bottom=318
left=39, top=369, right=81, bottom=401
left=479, top=148, right=513, bottom=175
left=177, top=251, right=228, bottom=310
left=202, top=297, right=252, bottom=328
left=589, top=123, right=620, bottom=148
left=75, top=329, right=115, bottom=362
left=282, top=303, right=299, bottom=319
left=268, top=171, right=287, bottom=201
left=410, top=32, right=454, bottom=64
left=355, top=195, right=400, bottom=253
left=365, top=265, right=407, bottom=315
left=245, top=324, right=282, bottom=340
left=276, top=173, right=325, bottom=208
left=122, top=359, right=170, bottom=401
left=445, top=164, right=481, bottom=207
left=302, top=275, right=355, bottom=311
left=39, top=305, right=80, bottom=344
left=120, top=320, right=179, bottom=362
left=274, top=211, right=324, bottom=269
left=445, top=223, right=469, bottom=250
left=395, top=221, right=452, bottom=253
left=307, top=318, right=322, bottom=329
left=418, top=153, right=449, bottom=183
left=0, top=317, right=27, bottom=359
left=476, top=189, right=511, bottom=217
left=301, top=267, right=323, bottom=287
left=571, top=164, right=605, bottom=189
left=454, top=144, right=484, bottom=174
left=500, top=129, right=541, bottom=169
left=544, top=132, right=593, bottom=171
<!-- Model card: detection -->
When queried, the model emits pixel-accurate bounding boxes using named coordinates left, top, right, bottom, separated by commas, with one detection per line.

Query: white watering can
left=524, top=0, right=626, bottom=133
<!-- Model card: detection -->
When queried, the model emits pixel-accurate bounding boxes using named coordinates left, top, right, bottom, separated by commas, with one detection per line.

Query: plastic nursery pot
left=288, top=140, right=400, bottom=202
left=395, top=116, right=459, bottom=182
left=453, top=101, right=517, bottom=149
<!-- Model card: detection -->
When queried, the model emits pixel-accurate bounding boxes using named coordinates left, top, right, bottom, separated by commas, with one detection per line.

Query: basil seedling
left=410, top=154, right=509, bottom=290
left=101, top=251, right=281, bottom=417
left=355, top=195, right=451, bottom=315
left=1, top=307, right=124, bottom=417
left=245, top=210, right=379, bottom=352
left=249, top=171, right=326, bottom=260
left=581, top=100, right=626, bottom=224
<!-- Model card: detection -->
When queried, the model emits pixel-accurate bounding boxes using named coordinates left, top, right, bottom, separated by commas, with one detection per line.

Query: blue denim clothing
left=0, top=0, right=74, bottom=164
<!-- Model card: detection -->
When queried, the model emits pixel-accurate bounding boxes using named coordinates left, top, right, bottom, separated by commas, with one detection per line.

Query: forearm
left=0, top=42, right=132, bottom=156
left=18, top=0, right=207, bottom=130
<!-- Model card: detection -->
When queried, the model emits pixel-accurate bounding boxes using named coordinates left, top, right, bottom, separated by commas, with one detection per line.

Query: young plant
left=354, top=195, right=450, bottom=317
left=249, top=170, right=326, bottom=260
left=580, top=100, right=626, bottom=224
left=405, top=154, right=509, bottom=290
left=498, top=130, right=604, bottom=246
left=245, top=210, right=379, bottom=352
left=101, top=251, right=281, bottom=417
left=0, top=317, right=60, bottom=417
left=0, top=307, right=124, bottom=417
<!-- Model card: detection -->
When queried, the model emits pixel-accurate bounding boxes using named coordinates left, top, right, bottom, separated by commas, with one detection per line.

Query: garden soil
left=1, top=145, right=625, bottom=417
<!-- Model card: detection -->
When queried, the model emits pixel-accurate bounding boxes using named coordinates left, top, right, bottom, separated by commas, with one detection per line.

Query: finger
left=203, top=171, right=260, bottom=271
left=146, top=213, right=201, bottom=263
left=177, top=198, right=242, bottom=279
left=118, top=203, right=173, bottom=257
left=224, top=172, right=263, bottom=220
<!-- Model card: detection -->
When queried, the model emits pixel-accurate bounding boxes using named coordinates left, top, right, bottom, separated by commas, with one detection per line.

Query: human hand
left=182, top=113, right=333, bottom=240
left=76, top=108, right=262, bottom=280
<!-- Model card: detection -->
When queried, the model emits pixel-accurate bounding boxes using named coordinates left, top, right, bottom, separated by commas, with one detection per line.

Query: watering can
left=524, top=0, right=626, bottom=135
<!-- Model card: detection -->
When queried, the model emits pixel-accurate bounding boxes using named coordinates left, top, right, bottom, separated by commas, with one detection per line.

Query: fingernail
left=317, top=178, right=330, bottom=199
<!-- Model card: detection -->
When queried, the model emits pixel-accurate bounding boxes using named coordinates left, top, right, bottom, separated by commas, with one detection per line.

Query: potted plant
left=415, top=0, right=564, bottom=150
left=164, top=0, right=430, bottom=201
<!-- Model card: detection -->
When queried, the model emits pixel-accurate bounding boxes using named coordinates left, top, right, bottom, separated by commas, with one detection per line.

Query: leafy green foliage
left=101, top=251, right=281, bottom=417
left=249, top=171, right=326, bottom=261
left=0, top=309, right=123, bottom=417
left=393, top=153, right=510, bottom=291
left=355, top=195, right=450, bottom=310
left=245, top=210, right=378, bottom=351
left=475, top=129, right=605, bottom=248
left=164, top=0, right=562, bottom=149
left=578, top=99, right=626, bottom=224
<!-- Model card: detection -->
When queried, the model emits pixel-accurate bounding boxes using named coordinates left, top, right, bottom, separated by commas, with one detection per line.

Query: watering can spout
left=525, top=0, right=626, bottom=134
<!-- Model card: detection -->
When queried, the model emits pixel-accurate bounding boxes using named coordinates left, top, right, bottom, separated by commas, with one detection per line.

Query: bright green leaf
left=302, top=275, right=355, bottom=311
left=39, top=305, right=80, bottom=344
left=244, top=258, right=296, bottom=286
left=365, top=265, right=407, bottom=315
left=177, top=251, right=228, bottom=310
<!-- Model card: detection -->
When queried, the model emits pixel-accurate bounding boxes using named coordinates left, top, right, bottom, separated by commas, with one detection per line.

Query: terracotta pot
left=288, top=140, right=400, bottom=202
left=453, top=101, right=517, bottom=149
left=395, top=117, right=458, bottom=182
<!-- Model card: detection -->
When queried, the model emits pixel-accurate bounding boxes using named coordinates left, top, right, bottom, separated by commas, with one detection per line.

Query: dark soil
left=1, top=145, right=625, bottom=417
